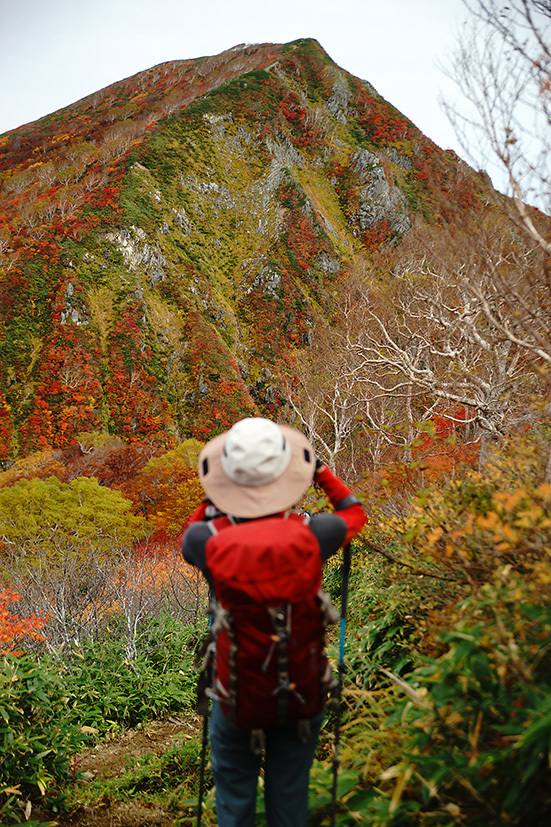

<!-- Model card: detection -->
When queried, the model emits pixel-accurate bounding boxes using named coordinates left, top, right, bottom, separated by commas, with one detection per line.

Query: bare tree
left=434, top=0, right=551, bottom=462
left=106, top=547, right=167, bottom=661
left=348, top=254, right=547, bottom=459
left=444, top=1, right=551, bottom=231
left=165, top=547, right=208, bottom=626
left=284, top=316, right=361, bottom=476
left=5, top=540, right=114, bottom=652
left=3, top=540, right=207, bottom=659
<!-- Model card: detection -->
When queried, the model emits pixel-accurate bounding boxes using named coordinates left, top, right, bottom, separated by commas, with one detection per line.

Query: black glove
left=314, top=457, right=325, bottom=478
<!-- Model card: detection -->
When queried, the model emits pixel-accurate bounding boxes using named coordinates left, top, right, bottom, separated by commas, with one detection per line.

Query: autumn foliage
left=0, top=37, right=497, bottom=460
left=0, top=588, right=45, bottom=654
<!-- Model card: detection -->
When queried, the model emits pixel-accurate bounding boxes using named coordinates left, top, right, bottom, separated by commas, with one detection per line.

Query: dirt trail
left=38, top=716, right=204, bottom=827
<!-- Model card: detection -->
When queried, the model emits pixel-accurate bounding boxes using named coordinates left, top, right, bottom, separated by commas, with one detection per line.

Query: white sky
left=1, top=0, right=470, bottom=158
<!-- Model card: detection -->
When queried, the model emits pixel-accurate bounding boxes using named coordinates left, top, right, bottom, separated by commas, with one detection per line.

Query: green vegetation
left=0, top=653, right=84, bottom=824
left=0, top=614, right=203, bottom=826
left=0, top=475, right=148, bottom=550
left=1, top=18, right=550, bottom=827
left=0, top=33, right=467, bottom=458
left=317, top=431, right=551, bottom=826
left=59, top=615, right=201, bottom=736
left=1, top=430, right=549, bottom=826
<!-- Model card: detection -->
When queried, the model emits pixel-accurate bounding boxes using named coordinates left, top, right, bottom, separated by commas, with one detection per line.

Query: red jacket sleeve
left=314, top=465, right=367, bottom=545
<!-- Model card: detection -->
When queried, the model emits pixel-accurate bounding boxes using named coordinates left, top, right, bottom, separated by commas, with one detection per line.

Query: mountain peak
left=0, top=40, right=490, bottom=460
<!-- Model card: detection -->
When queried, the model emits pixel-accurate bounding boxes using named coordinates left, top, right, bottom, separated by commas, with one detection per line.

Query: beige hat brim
left=198, top=424, right=315, bottom=518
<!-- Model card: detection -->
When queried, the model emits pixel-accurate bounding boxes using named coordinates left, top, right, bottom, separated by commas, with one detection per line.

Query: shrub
left=0, top=653, right=83, bottom=824
left=58, top=614, right=201, bottom=735
left=374, top=578, right=551, bottom=825
left=326, top=431, right=551, bottom=825
left=0, top=475, right=148, bottom=552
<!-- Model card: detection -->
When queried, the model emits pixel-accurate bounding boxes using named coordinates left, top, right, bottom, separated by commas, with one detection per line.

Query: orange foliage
left=118, top=454, right=204, bottom=538
left=0, top=587, right=47, bottom=655
left=117, top=546, right=205, bottom=592
left=62, top=439, right=160, bottom=486
left=363, top=412, right=479, bottom=504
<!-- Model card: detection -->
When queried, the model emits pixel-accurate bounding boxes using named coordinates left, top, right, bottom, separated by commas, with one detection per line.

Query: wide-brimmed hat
left=198, top=417, right=315, bottom=518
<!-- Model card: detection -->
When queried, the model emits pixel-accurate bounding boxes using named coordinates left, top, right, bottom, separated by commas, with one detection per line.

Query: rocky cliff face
left=0, top=39, right=486, bottom=458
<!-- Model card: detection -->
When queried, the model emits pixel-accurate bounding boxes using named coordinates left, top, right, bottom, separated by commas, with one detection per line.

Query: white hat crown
left=220, top=418, right=291, bottom=487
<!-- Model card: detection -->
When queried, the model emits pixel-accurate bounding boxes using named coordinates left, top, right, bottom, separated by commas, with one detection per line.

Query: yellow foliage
left=370, top=428, right=551, bottom=587
left=88, top=286, right=113, bottom=352
left=0, top=450, right=64, bottom=487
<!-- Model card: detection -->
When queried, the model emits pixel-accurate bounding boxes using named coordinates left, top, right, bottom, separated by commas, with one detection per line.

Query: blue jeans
left=209, top=700, right=323, bottom=827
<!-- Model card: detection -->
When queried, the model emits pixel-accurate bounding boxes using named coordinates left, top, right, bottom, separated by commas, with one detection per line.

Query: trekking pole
left=196, top=600, right=214, bottom=827
left=196, top=705, right=209, bottom=827
left=330, top=542, right=351, bottom=827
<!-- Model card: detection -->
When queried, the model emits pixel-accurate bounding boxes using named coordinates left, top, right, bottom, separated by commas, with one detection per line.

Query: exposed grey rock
left=352, top=148, right=381, bottom=184
left=106, top=225, right=167, bottom=284
left=265, top=132, right=304, bottom=168
left=301, top=328, right=314, bottom=346
left=327, top=70, right=352, bottom=124
left=350, top=149, right=411, bottom=238
left=60, top=307, right=85, bottom=325
left=172, top=207, right=193, bottom=234
left=60, top=281, right=88, bottom=326
left=203, top=111, right=231, bottom=139
left=315, top=252, right=341, bottom=275
left=385, top=147, right=413, bottom=171
left=237, top=360, right=249, bottom=378
left=246, top=266, right=281, bottom=298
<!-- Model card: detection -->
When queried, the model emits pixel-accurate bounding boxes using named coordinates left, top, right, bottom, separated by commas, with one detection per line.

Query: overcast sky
left=1, top=0, right=471, bottom=159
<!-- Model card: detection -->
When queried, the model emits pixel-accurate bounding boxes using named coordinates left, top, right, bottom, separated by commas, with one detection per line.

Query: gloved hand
left=314, top=457, right=325, bottom=478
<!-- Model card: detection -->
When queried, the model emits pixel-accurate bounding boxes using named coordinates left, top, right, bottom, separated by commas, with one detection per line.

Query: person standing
left=182, top=417, right=366, bottom=827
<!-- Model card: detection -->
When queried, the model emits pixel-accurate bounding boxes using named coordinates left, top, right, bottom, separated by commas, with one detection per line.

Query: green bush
left=0, top=475, right=148, bottom=551
left=389, top=581, right=551, bottom=826
left=59, top=614, right=201, bottom=735
left=0, top=653, right=83, bottom=824
left=0, top=615, right=205, bottom=823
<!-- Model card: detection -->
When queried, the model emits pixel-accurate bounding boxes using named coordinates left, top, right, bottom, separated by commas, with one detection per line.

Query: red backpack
left=204, top=513, right=337, bottom=730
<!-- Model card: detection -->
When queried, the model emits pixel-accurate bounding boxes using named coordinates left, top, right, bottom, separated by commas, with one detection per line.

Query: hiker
left=181, top=416, right=366, bottom=827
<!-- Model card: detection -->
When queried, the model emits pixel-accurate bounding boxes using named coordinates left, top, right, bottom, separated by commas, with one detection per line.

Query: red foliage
left=61, top=439, right=160, bottom=486
left=19, top=284, right=104, bottom=452
left=0, top=587, right=47, bottom=655
left=362, top=218, right=393, bottom=250
left=278, top=92, right=325, bottom=150
left=352, top=83, right=414, bottom=145
left=105, top=301, right=166, bottom=441
left=0, top=390, right=13, bottom=462
left=183, top=310, right=258, bottom=439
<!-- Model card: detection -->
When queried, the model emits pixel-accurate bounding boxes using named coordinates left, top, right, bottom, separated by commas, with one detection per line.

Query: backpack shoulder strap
left=207, top=515, right=236, bottom=535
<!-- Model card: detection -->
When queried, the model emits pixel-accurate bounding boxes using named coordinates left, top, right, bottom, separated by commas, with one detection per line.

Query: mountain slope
left=0, top=39, right=487, bottom=459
